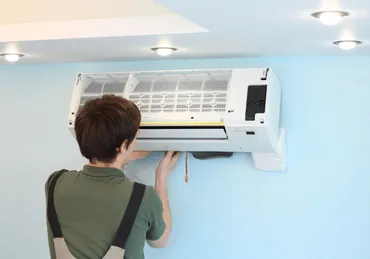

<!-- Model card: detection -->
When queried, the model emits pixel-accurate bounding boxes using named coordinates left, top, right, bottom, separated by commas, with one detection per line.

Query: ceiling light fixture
left=151, top=47, right=177, bottom=57
left=1, top=53, right=25, bottom=62
left=311, top=11, right=349, bottom=26
left=333, top=40, right=362, bottom=50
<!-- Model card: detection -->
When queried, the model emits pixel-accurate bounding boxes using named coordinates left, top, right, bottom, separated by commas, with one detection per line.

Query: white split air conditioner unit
left=68, top=68, right=286, bottom=171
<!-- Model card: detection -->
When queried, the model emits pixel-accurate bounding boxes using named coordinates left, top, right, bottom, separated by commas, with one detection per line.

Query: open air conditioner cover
left=68, top=68, right=286, bottom=171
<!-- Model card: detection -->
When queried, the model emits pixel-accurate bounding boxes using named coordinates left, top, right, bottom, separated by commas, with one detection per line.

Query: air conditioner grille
left=79, top=78, right=127, bottom=110
left=130, top=74, right=230, bottom=113
left=178, top=80, right=203, bottom=91
left=140, top=105, right=150, bottom=113
left=204, top=80, right=228, bottom=91
left=134, top=82, right=151, bottom=92
left=77, top=72, right=231, bottom=115
left=84, top=82, right=103, bottom=94
left=103, top=83, right=125, bottom=94
left=152, top=81, right=177, bottom=92
left=165, top=94, right=176, bottom=102
left=79, top=96, right=97, bottom=107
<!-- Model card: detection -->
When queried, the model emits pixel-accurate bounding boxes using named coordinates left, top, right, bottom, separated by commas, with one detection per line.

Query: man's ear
left=119, top=140, right=128, bottom=152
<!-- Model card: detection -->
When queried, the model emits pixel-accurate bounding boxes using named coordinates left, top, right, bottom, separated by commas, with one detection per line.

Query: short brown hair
left=75, top=95, right=141, bottom=164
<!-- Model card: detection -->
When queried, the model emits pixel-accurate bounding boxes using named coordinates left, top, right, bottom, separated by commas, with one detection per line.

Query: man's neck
left=88, top=161, right=124, bottom=169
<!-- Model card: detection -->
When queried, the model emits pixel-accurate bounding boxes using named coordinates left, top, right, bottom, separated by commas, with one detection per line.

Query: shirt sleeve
left=146, top=187, right=166, bottom=241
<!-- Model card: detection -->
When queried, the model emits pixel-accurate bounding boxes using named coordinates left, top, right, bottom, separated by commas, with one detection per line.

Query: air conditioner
left=68, top=68, right=286, bottom=171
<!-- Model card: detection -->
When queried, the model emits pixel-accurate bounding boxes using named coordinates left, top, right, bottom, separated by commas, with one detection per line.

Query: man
left=45, top=95, right=180, bottom=259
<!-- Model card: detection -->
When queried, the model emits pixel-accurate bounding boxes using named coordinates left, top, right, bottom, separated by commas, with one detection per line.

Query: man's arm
left=147, top=151, right=180, bottom=248
left=45, top=172, right=58, bottom=259
left=147, top=176, right=171, bottom=248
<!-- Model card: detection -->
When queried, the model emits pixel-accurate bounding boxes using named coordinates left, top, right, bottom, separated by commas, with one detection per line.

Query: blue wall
left=1, top=57, right=370, bottom=259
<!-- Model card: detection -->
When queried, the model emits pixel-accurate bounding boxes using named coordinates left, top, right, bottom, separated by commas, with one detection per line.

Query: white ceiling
left=0, top=0, right=369, bottom=64
left=0, top=0, right=171, bottom=25
left=0, top=0, right=206, bottom=43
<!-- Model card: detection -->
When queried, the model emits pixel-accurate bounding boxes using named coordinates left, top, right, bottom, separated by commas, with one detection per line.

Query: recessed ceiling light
left=151, top=47, right=177, bottom=57
left=0, top=53, right=25, bottom=62
left=333, top=40, right=362, bottom=50
left=311, top=11, right=349, bottom=26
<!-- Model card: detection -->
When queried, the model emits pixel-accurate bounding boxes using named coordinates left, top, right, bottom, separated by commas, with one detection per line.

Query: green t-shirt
left=45, top=165, right=165, bottom=259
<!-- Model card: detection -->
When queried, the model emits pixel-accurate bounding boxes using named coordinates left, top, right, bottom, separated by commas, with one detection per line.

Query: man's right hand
left=155, top=151, right=181, bottom=181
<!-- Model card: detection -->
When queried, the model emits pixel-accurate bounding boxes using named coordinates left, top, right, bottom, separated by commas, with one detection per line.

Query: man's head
left=75, top=95, right=141, bottom=167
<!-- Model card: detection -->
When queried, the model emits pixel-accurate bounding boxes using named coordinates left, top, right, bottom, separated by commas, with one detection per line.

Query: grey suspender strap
left=47, top=169, right=68, bottom=239
left=47, top=170, right=146, bottom=251
left=112, top=183, right=146, bottom=248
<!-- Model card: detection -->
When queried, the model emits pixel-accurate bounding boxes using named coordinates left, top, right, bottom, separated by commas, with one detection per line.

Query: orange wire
left=185, top=152, right=189, bottom=183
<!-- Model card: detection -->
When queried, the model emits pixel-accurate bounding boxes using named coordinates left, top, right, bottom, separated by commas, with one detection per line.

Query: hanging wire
left=185, top=152, right=189, bottom=183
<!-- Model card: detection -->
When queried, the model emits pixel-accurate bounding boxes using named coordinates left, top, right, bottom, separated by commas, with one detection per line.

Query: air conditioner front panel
left=134, top=137, right=259, bottom=152
left=138, top=126, right=227, bottom=140
left=134, top=125, right=272, bottom=153
left=134, top=139, right=238, bottom=152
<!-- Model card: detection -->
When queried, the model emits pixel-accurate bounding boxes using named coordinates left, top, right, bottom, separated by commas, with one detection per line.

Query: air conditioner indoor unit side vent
left=67, top=68, right=286, bottom=172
